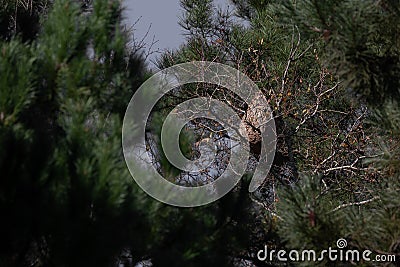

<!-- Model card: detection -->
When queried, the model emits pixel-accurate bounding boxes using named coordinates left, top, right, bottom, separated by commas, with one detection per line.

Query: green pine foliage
left=277, top=0, right=400, bottom=105
left=156, top=0, right=400, bottom=265
left=271, top=0, right=400, bottom=264
left=0, top=0, right=152, bottom=265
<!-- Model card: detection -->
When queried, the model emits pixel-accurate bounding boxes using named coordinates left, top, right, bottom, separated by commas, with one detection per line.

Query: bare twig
left=330, top=196, right=380, bottom=212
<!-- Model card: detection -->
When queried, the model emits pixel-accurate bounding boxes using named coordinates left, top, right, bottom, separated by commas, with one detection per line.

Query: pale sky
left=123, top=0, right=234, bottom=67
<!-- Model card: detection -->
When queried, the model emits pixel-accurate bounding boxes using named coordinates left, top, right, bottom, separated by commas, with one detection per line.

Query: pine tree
left=272, top=0, right=400, bottom=265
left=155, top=0, right=400, bottom=265
left=0, top=0, right=152, bottom=266
left=3, top=0, right=398, bottom=265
